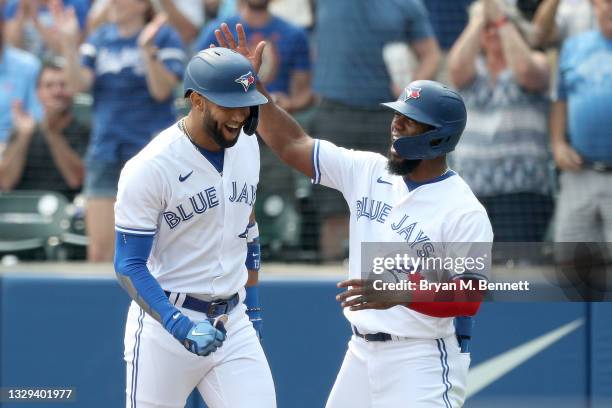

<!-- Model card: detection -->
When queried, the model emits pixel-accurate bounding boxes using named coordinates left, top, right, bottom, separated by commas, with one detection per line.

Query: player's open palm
left=214, top=23, right=266, bottom=74
left=183, top=319, right=227, bottom=357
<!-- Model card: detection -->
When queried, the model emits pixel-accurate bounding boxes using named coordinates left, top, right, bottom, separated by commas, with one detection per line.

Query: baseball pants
left=326, top=334, right=469, bottom=408
left=123, top=301, right=276, bottom=408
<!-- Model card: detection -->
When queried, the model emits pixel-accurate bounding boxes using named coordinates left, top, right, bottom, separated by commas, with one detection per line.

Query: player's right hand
left=182, top=319, right=227, bottom=357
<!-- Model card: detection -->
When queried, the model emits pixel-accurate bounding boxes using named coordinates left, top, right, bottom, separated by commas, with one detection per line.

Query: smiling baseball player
left=113, top=47, right=275, bottom=408
left=215, top=24, right=493, bottom=407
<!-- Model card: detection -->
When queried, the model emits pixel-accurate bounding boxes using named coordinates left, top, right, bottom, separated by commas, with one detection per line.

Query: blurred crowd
left=0, top=0, right=610, bottom=263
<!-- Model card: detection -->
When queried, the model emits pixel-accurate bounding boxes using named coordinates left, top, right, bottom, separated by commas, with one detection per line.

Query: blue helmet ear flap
left=243, top=106, right=259, bottom=136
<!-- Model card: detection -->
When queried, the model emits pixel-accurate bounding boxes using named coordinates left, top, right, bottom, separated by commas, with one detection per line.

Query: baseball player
left=215, top=24, right=493, bottom=407
left=113, top=47, right=276, bottom=408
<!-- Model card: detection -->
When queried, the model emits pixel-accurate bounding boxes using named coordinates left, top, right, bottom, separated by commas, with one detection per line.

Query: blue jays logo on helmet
left=403, top=86, right=422, bottom=101
left=235, top=71, right=256, bottom=92
left=381, top=80, right=467, bottom=160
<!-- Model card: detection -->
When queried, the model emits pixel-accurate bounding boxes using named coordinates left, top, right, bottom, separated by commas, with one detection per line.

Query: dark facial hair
left=386, top=152, right=422, bottom=176
left=203, top=106, right=239, bottom=149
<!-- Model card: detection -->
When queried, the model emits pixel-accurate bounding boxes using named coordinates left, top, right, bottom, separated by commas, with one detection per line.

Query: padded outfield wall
left=0, top=265, right=611, bottom=408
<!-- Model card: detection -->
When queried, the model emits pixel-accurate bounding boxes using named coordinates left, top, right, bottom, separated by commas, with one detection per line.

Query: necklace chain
left=179, top=118, right=203, bottom=156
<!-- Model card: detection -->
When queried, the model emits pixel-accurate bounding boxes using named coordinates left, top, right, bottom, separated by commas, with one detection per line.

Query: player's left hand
left=336, top=279, right=405, bottom=311
left=214, top=23, right=266, bottom=74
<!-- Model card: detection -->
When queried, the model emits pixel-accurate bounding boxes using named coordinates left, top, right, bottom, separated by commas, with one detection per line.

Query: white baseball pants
left=123, top=301, right=276, bottom=408
left=326, top=334, right=470, bottom=408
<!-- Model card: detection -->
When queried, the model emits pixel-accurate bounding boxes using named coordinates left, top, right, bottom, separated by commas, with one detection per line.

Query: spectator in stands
left=56, top=0, right=185, bottom=262
left=0, top=60, right=89, bottom=201
left=448, top=0, right=553, bottom=242
left=531, top=0, right=596, bottom=47
left=87, top=0, right=204, bottom=44
left=3, top=0, right=90, bottom=58
left=199, top=0, right=312, bottom=229
left=0, top=6, right=42, bottom=149
left=311, top=0, right=440, bottom=260
left=268, top=0, right=314, bottom=30
left=198, top=0, right=312, bottom=113
left=552, top=0, right=612, bottom=244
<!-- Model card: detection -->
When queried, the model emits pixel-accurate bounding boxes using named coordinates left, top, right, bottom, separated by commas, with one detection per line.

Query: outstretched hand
left=336, top=279, right=403, bottom=311
left=214, top=23, right=266, bottom=74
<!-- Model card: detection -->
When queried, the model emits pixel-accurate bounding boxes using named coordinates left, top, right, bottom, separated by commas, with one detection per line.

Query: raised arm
left=0, top=102, right=35, bottom=190
left=138, top=15, right=181, bottom=102
left=215, top=23, right=315, bottom=178
left=158, top=0, right=200, bottom=44
left=54, top=6, right=94, bottom=94
left=410, top=37, right=441, bottom=81
left=486, top=0, right=550, bottom=92
left=531, top=0, right=561, bottom=48
left=447, top=10, right=484, bottom=89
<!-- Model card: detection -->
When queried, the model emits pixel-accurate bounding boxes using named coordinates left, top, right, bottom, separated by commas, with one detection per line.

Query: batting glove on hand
left=183, top=316, right=227, bottom=357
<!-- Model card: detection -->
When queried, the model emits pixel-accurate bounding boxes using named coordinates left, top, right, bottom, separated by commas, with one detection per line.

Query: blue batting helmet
left=381, top=80, right=467, bottom=160
left=183, top=47, right=268, bottom=135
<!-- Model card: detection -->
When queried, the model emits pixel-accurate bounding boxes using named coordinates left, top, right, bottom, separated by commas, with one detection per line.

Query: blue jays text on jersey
left=163, top=181, right=256, bottom=229
left=355, top=196, right=432, bottom=253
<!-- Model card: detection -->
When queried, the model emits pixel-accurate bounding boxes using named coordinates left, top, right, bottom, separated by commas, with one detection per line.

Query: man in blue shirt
left=552, top=0, right=612, bottom=246
left=0, top=8, right=42, bottom=147
left=197, top=0, right=313, bottom=230
left=311, top=0, right=441, bottom=260
left=197, top=0, right=312, bottom=113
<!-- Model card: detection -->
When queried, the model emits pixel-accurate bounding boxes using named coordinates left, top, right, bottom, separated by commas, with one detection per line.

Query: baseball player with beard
left=113, top=47, right=276, bottom=408
left=215, top=24, right=493, bottom=407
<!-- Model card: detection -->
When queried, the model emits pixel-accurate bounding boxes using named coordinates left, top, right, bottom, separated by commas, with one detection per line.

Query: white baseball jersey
left=115, top=122, right=259, bottom=297
left=312, top=139, right=493, bottom=339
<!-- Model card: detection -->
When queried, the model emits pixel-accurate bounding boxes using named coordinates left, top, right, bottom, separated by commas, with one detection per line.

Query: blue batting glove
left=183, top=320, right=226, bottom=356
left=166, top=311, right=227, bottom=356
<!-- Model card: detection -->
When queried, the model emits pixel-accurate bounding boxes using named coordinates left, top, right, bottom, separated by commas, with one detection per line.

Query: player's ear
left=190, top=92, right=205, bottom=113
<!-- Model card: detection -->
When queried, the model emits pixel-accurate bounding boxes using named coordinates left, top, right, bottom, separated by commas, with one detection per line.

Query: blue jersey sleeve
left=290, top=27, right=311, bottom=72
left=114, top=232, right=193, bottom=342
left=405, top=0, right=436, bottom=42
left=194, top=19, right=222, bottom=53
left=555, top=41, right=571, bottom=102
left=155, top=25, right=187, bottom=79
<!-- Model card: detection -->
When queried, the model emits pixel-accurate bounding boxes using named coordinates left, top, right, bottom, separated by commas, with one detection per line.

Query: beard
left=386, top=152, right=422, bottom=176
left=203, top=107, right=240, bottom=149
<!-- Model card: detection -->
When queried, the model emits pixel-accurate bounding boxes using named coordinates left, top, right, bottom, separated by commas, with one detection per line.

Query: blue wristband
left=246, top=239, right=261, bottom=271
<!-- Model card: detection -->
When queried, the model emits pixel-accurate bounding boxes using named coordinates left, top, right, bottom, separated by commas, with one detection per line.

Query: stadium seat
left=0, top=191, right=72, bottom=260
left=255, top=192, right=301, bottom=259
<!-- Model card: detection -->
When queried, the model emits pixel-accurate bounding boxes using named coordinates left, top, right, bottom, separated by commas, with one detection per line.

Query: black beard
left=386, top=153, right=422, bottom=176
left=204, top=108, right=239, bottom=149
